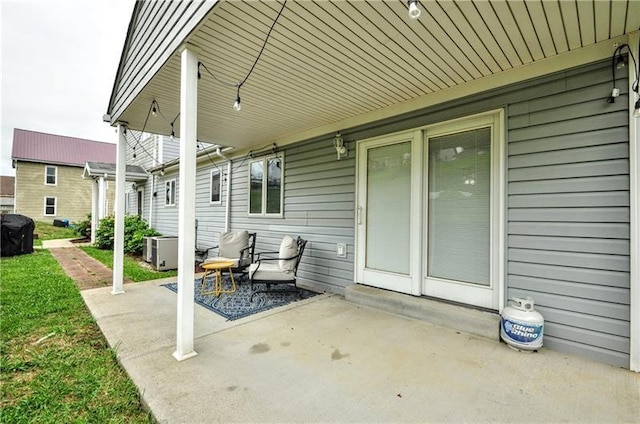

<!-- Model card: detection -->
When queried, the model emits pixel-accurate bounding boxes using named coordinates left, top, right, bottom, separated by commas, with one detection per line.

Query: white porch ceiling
left=114, top=0, right=640, bottom=151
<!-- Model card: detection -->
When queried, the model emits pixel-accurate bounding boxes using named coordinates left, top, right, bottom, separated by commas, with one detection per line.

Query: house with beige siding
left=105, top=1, right=639, bottom=371
left=11, top=129, right=116, bottom=223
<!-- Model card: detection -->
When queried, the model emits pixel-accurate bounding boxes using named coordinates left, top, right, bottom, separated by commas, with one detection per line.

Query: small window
left=248, top=154, right=283, bottom=216
left=210, top=170, right=222, bottom=204
left=44, top=197, right=56, bottom=216
left=45, top=165, right=57, bottom=185
left=165, top=179, right=176, bottom=206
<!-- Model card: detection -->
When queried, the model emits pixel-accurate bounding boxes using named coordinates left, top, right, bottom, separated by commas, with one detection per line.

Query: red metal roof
left=11, top=129, right=116, bottom=167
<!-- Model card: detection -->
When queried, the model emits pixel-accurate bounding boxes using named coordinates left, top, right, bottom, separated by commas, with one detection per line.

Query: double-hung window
left=45, top=165, right=57, bottom=185
left=248, top=154, right=283, bottom=216
left=44, top=197, right=56, bottom=216
left=165, top=179, right=176, bottom=206
left=210, top=170, right=222, bottom=204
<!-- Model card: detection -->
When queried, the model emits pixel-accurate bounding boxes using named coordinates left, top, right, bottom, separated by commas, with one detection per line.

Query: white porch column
left=173, top=44, right=199, bottom=361
left=98, top=176, right=107, bottom=219
left=91, top=180, right=99, bottom=243
left=628, top=31, right=639, bottom=372
left=112, top=123, right=127, bottom=295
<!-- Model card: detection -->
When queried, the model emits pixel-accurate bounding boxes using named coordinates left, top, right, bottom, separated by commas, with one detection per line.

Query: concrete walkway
left=82, top=279, right=640, bottom=424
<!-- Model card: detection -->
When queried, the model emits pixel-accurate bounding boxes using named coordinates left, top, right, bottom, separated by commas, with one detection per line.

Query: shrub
left=94, top=215, right=161, bottom=255
left=74, top=213, right=92, bottom=239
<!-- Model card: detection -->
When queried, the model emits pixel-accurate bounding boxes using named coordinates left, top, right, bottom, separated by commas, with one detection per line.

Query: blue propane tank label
left=501, top=318, right=543, bottom=344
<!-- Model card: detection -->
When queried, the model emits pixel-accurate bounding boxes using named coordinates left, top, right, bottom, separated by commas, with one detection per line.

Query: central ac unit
left=151, top=236, right=178, bottom=271
left=142, top=237, right=153, bottom=262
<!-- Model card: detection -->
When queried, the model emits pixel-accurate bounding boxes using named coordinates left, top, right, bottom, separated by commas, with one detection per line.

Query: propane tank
left=500, top=296, right=544, bottom=352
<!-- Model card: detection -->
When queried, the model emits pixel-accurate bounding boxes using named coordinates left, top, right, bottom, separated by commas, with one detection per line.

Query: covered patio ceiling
left=110, top=0, right=640, bottom=152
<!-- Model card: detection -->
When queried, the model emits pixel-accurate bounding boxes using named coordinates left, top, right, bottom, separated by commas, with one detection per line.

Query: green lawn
left=0, top=250, right=151, bottom=423
left=79, top=246, right=178, bottom=282
left=33, top=221, right=79, bottom=247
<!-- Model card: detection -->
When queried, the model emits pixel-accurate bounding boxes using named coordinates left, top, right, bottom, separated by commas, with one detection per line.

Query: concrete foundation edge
left=344, top=284, right=500, bottom=341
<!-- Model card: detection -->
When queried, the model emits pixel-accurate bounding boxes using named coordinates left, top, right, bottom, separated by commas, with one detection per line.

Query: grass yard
left=79, top=246, right=178, bottom=282
left=0, top=250, right=151, bottom=423
left=33, top=221, right=79, bottom=247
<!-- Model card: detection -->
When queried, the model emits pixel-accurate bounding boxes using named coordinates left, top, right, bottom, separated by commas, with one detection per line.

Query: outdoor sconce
left=334, top=132, right=347, bottom=160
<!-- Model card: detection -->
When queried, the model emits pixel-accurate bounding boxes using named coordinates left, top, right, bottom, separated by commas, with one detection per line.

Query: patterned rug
left=162, top=274, right=318, bottom=321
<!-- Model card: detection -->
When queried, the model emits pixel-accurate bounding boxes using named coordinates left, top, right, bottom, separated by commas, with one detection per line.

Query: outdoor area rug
left=162, top=275, right=318, bottom=321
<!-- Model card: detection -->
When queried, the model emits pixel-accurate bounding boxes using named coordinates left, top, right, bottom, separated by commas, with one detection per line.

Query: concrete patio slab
left=82, top=280, right=640, bottom=423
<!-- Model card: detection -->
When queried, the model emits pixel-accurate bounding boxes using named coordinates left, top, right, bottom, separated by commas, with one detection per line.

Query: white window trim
left=44, top=165, right=57, bottom=186
left=165, top=179, right=176, bottom=207
left=247, top=153, right=284, bottom=217
left=44, top=196, right=57, bottom=216
left=210, top=169, right=222, bottom=205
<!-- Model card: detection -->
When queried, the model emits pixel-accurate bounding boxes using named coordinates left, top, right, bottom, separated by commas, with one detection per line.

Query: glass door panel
left=428, top=127, right=491, bottom=285
left=366, top=142, right=412, bottom=274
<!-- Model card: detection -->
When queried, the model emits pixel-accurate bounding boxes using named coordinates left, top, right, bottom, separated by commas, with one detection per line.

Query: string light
left=198, top=0, right=287, bottom=111
left=408, top=0, right=421, bottom=19
left=233, top=88, right=242, bottom=112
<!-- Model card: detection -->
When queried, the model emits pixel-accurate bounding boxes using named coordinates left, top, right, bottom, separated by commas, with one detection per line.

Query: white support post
left=91, top=180, right=99, bottom=244
left=98, top=176, right=107, bottom=219
left=173, top=44, right=199, bottom=362
left=112, top=124, right=127, bottom=295
left=628, top=32, right=639, bottom=372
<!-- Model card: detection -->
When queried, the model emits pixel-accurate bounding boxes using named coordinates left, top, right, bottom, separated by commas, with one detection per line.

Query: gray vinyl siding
left=226, top=142, right=356, bottom=293
left=126, top=132, right=158, bottom=169
left=194, top=162, right=226, bottom=251
left=161, top=136, right=180, bottom=164
left=152, top=172, right=180, bottom=237
left=109, top=1, right=215, bottom=121
left=506, top=64, right=630, bottom=368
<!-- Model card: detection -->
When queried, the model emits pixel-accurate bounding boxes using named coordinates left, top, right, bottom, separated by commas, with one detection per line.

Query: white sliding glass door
left=355, top=111, right=504, bottom=310
left=423, top=113, right=503, bottom=309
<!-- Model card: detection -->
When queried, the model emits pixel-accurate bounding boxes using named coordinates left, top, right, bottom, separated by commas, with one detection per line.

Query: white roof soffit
left=112, top=0, right=640, bottom=150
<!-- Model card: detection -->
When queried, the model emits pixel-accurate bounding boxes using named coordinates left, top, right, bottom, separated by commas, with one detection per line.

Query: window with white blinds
left=427, top=127, right=491, bottom=286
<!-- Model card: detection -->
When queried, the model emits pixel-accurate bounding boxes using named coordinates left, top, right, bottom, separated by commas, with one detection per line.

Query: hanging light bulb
left=408, top=0, right=421, bottom=19
left=233, top=94, right=242, bottom=112
left=615, top=54, right=626, bottom=69
left=634, top=99, right=640, bottom=119
left=170, top=123, right=175, bottom=141
left=151, top=101, right=158, bottom=117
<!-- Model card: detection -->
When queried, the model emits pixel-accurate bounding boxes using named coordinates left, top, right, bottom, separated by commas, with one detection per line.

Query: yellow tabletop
left=202, top=260, right=235, bottom=271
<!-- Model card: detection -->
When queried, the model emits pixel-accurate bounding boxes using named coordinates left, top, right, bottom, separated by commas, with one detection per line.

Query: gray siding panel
left=506, top=61, right=630, bottom=367
left=223, top=141, right=355, bottom=293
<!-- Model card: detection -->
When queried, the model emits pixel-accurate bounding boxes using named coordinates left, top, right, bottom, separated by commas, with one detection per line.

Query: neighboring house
left=105, top=1, right=640, bottom=370
left=11, top=129, right=116, bottom=222
left=0, top=176, right=15, bottom=214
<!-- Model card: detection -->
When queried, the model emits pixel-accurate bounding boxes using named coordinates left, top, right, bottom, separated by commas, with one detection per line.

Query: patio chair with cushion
left=249, top=236, right=307, bottom=301
left=201, top=230, right=256, bottom=277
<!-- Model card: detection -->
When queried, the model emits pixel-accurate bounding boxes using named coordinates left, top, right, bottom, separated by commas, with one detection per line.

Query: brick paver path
left=49, top=247, right=131, bottom=290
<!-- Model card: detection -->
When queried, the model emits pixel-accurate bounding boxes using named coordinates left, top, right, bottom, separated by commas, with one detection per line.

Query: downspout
left=216, top=148, right=232, bottom=232
left=149, top=174, right=155, bottom=228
